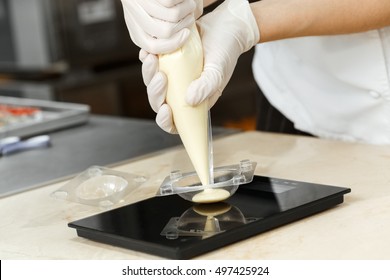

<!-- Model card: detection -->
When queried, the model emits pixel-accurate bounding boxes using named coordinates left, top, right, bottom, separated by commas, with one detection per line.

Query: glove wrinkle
left=148, top=73, right=167, bottom=113
left=156, top=104, right=178, bottom=134
left=142, top=53, right=158, bottom=85
left=121, top=0, right=197, bottom=53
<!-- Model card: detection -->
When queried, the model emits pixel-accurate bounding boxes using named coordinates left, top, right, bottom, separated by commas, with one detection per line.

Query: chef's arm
left=251, top=0, right=390, bottom=43
left=203, top=0, right=218, bottom=6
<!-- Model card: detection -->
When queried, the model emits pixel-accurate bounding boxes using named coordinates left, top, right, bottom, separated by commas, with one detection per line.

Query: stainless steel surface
left=0, top=0, right=138, bottom=73
left=1, top=0, right=62, bottom=71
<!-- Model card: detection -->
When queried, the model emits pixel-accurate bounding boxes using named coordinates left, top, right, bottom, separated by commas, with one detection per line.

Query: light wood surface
left=1, top=131, right=390, bottom=259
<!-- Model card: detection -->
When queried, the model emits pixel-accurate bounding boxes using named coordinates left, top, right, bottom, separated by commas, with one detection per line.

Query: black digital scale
left=68, top=175, right=351, bottom=259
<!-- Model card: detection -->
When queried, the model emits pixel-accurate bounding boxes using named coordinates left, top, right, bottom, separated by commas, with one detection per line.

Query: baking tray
left=0, top=96, right=89, bottom=138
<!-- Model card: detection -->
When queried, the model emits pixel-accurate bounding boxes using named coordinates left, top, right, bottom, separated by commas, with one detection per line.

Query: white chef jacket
left=252, top=27, right=390, bottom=145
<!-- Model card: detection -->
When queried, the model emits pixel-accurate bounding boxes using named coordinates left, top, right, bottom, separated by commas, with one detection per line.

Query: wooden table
left=1, top=131, right=390, bottom=259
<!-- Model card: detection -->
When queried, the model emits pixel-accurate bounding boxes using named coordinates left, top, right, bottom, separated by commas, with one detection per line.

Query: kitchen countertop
left=1, top=131, right=390, bottom=259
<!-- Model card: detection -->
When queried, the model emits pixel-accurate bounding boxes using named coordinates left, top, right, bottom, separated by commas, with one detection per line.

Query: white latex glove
left=121, top=0, right=203, bottom=54
left=140, top=49, right=177, bottom=133
left=187, top=0, right=260, bottom=107
left=141, top=0, right=260, bottom=133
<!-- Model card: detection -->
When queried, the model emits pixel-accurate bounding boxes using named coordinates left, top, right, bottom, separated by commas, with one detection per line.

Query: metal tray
left=0, top=96, right=89, bottom=138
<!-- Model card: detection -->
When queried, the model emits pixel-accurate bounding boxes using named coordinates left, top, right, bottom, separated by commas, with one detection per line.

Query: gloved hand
left=140, top=49, right=177, bottom=133
left=142, top=0, right=260, bottom=133
left=121, top=0, right=203, bottom=54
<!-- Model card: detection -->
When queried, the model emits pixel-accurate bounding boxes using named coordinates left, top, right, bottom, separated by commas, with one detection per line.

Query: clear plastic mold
left=51, top=166, right=147, bottom=208
left=157, top=160, right=257, bottom=203
left=160, top=202, right=259, bottom=239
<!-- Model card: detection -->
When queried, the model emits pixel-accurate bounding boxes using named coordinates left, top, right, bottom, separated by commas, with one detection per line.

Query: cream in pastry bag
left=159, top=25, right=230, bottom=203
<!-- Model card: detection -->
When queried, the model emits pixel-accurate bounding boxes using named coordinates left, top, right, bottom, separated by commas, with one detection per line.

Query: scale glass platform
left=69, top=175, right=351, bottom=259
